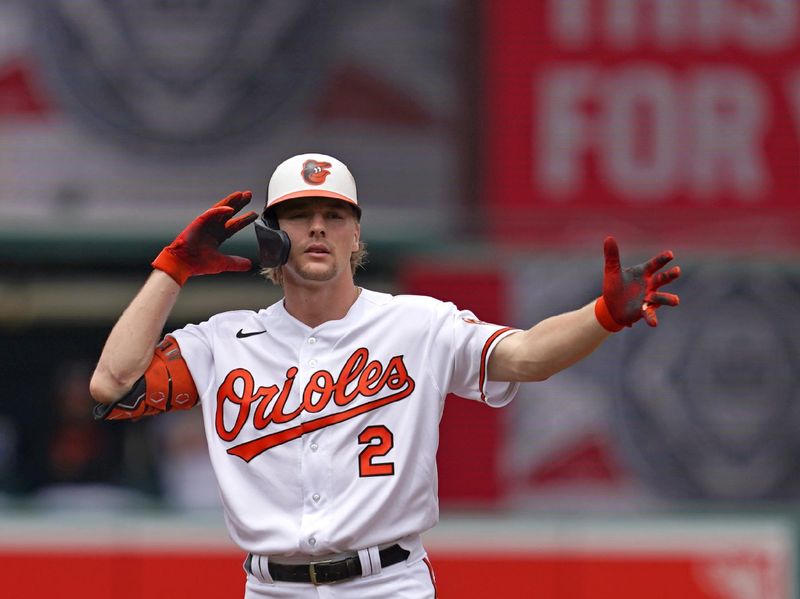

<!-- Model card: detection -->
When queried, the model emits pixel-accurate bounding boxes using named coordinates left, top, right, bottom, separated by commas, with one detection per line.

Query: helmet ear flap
left=255, top=212, right=291, bottom=267
left=264, top=208, right=279, bottom=230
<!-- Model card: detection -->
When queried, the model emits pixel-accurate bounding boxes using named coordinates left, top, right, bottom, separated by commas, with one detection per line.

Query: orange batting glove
left=594, top=236, right=681, bottom=332
left=152, top=191, right=258, bottom=286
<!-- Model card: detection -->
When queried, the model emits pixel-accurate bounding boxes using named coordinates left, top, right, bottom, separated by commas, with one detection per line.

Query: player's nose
left=308, top=212, right=326, bottom=235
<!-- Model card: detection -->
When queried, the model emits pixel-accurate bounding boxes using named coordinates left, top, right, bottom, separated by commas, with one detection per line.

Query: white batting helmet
left=266, top=152, right=359, bottom=215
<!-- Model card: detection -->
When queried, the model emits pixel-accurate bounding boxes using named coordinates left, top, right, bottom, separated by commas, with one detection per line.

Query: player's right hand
left=152, top=191, right=258, bottom=286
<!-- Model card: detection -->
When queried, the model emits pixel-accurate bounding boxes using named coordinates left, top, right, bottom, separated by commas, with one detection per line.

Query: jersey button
left=310, top=443, right=319, bottom=452
left=309, top=537, right=316, bottom=546
left=309, top=359, right=317, bottom=367
left=308, top=337, right=317, bottom=344
left=312, top=493, right=320, bottom=502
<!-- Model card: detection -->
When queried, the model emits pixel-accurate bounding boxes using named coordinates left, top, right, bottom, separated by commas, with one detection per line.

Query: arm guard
left=93, top=336, right=199, bottom=421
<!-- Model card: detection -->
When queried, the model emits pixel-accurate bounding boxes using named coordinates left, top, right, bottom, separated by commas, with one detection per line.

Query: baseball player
left=90, top=153, right=680, bottom=598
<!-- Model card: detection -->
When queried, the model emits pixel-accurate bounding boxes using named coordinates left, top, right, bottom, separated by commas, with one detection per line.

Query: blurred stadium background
left=1, top=1, right=799, bottom=597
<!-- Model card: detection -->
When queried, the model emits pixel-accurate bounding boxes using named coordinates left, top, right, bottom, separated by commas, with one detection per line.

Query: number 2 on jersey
left=358, top=425, right=395, bottom=477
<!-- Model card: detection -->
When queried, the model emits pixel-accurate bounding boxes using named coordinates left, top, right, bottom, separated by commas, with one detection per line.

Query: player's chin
left=296, top=263, right=338, bottom=282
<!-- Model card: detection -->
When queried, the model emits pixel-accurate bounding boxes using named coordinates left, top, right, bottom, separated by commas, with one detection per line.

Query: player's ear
left=351, top=223, right=360, bottom=252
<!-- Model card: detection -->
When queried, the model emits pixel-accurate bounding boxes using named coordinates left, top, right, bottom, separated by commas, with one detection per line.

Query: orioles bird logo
left=461, top=317, right=487, bottom=325
left=302, top=159, right=332, bottom=185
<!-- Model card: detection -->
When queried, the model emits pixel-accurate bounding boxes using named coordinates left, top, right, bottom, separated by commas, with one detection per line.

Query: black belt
left=246, top=544, right=410, bottom=585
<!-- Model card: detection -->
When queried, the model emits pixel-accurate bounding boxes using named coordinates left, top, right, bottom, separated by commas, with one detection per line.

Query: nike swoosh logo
left=236, top=329, right=267, bottom=339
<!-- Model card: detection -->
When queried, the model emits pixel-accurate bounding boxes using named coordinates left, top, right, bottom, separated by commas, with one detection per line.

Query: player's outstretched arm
left=488, top=236, right=680, bottom=382
left=90, top=192, right=257, bottom=404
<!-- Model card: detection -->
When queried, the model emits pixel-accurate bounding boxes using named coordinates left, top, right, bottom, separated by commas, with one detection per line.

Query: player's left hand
left=596, top=236, right=681, bottom=331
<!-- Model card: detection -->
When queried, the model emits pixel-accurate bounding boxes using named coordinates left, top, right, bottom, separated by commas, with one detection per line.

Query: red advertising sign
left=1, top=515, right=793, bottom=599
left=483, top=0, right=800, bottom=250
left=425, top=517, right=795, bottom=599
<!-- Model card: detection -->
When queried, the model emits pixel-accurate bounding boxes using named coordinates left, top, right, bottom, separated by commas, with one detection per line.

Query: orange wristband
left=594, top=297, right=624, bottom=332
left=152, top=248, right=191, bottom=287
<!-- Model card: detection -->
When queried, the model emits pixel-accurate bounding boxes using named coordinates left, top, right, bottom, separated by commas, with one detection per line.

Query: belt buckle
left=308, top=559, right=335, bottom=586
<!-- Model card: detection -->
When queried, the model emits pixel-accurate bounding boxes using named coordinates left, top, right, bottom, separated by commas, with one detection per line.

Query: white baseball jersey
left=169, top=288, right=520, bottom=557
